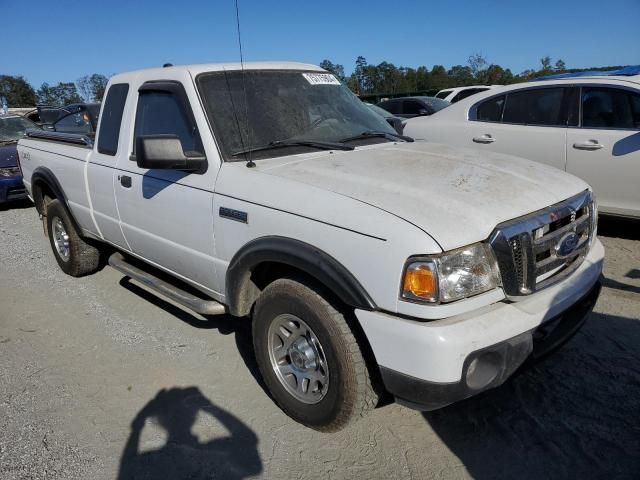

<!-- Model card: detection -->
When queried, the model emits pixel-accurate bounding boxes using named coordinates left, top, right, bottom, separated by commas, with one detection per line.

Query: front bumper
left=355, top=238, right=604, bottom=410
left=380, top=280, right=601, bottom=410
left=0, top=175, right=27, bottom=203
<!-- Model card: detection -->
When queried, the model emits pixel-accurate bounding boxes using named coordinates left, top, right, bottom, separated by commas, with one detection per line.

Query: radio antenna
left=235, top=0, right=255, bottom=167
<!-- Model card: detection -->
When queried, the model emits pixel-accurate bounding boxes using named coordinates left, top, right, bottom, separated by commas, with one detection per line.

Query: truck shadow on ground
left=117, top=386, right=262, bottom=480
left=423, top=309, right=640, bottom=480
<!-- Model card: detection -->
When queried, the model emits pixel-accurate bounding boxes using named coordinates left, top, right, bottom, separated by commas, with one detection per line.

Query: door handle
left=573, top=140, right=603, bottom=151
left=472, top=134, right=495, bottom=144
left=119, top=175, right=132, bottom=188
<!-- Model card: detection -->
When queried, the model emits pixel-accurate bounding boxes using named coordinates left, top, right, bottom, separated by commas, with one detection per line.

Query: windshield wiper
left=232, top=139, right=354, bottom=157
left=339, top=131, right=414, bottom=143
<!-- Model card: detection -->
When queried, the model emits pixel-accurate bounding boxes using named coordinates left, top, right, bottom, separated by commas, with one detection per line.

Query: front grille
left=489, top=190, right=595, bottom=297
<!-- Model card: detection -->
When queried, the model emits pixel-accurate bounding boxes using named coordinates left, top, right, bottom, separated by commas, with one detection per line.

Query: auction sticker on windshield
left=302, top=73, right=341, bottom=85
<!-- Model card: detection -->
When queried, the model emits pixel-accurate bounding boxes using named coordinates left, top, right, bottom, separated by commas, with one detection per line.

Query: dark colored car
left=0, top=114, right=39, bottom=204
left=25, top=103, right=100, bottom=136
left=377, top=96, right=450, bottom=119
left=365, top=103, right=405, bottom=135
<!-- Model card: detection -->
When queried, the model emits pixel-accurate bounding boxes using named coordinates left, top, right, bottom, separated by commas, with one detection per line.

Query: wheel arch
left=30, top=167, right=83, bottom=234
left=225, top=236, right=377, bottom=317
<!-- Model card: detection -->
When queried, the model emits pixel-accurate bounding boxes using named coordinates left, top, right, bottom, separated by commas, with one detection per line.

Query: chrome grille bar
left=489, top=190, right=594, bottom=298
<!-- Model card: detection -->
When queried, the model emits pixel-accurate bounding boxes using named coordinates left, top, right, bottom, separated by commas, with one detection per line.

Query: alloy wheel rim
left=267, top=314, right=330, bottom=404
left=52, top=217, right=70, bottom=262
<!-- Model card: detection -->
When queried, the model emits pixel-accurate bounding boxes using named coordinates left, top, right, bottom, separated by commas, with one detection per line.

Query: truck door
left=113, top=78, right=220, bottom=295
left=463, top=87, right=572, bottom=171
left=87, top=83, right=130, bottom=248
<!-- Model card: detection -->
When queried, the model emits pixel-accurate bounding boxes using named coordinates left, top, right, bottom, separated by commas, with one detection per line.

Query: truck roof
left=110, top=61, right=325, bottom=83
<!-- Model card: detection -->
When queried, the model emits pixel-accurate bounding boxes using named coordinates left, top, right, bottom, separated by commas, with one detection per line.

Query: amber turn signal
left=402, top=261, right=438, bottom=302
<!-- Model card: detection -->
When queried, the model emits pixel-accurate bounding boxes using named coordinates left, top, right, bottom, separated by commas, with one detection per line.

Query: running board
left=108, top=252, right=226, bottom=316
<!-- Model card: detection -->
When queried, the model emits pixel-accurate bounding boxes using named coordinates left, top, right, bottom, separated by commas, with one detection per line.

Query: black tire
left=252, top=278, right=378, bottom=432
left=46, top=199, right=101, bottom=277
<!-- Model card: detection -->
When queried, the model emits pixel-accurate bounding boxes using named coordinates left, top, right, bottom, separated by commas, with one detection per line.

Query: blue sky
left=3, top=0, right=639, bottom=88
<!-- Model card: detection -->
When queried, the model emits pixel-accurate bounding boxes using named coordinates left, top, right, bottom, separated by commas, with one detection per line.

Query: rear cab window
left=97, top=84, right=129, bottom=155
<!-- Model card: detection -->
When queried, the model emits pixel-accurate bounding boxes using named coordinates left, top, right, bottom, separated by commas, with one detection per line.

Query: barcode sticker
left=302, top=73, right=341, bottom=85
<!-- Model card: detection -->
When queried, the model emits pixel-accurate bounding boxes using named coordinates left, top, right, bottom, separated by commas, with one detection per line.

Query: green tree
left=415, top=66, right=431, bottom=90
left=354, top=56, right=369, bottom=94
left=554, top=59, right=566, bottom=71
left=448, top=65, right=474, bottom=86
left=77, top=74, right=109, bottom=102
left=540, top=56, right=553, bottom=73
left=318, top=60, right=346, bottom=82
left=37, top=82, right=83, bottom=107
left=430, top=65, right=449, bottom=90
left=0, top=75, right=37, bottom=107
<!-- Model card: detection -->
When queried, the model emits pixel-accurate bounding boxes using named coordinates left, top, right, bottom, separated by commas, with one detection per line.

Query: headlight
left=401, top=243, right=500, bottom=304
left=0, top=166, right=21, bottom=177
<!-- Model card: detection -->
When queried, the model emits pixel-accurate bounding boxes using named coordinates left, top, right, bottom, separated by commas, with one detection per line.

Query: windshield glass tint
left=196, top=70, right=396, bottom=160
left=0, top=116, right=37, bottom=142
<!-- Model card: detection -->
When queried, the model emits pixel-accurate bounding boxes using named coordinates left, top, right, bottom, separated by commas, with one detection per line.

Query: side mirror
left=418, top=108, right=429, bottom=116
left=134, top=135, right=206, bottom=172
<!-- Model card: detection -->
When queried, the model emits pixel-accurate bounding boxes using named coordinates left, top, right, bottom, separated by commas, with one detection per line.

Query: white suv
left=406, top=71, right=640, bottom=218
left=434, top=85, right=498, bottom=103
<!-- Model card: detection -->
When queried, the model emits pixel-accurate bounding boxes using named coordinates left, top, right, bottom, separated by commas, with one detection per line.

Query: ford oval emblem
left=555, top=232, right=580, bottom=258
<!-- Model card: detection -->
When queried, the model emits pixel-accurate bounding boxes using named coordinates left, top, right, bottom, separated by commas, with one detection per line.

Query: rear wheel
left=46, top=199, right=101, bottom=277
left=253, top=278, right=378, bottom=431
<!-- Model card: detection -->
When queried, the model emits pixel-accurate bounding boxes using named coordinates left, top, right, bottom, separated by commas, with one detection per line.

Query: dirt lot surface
left=1, top=201, right=639, bottom=480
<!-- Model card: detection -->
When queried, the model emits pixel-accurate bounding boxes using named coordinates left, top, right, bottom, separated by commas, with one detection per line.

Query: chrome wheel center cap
left=288, top=337, right=317, bottom=371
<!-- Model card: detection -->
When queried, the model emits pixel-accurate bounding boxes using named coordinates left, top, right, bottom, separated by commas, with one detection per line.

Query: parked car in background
left=0, top=114, right=39, bottom=204
left=25, top=103, right=100, bottom=136
left=377, top=96, right=450, bottom=119
left=405, top=69, right=640, bottom=218
left=365, top=102, right=405, bottom=134
left=435, top=85, right=498, bottom=103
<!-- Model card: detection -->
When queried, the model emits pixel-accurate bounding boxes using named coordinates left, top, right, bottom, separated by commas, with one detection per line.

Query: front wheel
left=253, top=278, right=378, bottom=431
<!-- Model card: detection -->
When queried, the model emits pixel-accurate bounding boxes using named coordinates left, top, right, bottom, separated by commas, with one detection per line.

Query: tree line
left=320, top=54, right=626, bottom=95
left=0, top=73, right=109, bottom=108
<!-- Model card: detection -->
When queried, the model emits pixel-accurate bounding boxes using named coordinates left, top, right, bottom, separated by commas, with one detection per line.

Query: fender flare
left=30, top=167, right=82, bottom=232
left=226, top=236, right=377, bottom=316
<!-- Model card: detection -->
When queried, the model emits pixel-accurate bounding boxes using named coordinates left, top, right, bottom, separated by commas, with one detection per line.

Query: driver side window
left=133, top=91, right=204, bottom=155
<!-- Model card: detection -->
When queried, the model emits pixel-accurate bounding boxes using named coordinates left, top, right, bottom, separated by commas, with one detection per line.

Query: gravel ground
left=0, top=201, right=638, bottom=480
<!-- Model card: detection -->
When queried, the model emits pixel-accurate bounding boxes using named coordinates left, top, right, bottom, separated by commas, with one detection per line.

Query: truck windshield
left=196, top=70, right=398, bottom=161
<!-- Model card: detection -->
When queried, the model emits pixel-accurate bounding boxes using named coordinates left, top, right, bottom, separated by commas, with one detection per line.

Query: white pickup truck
left=18, top=62, right=604, bottom=432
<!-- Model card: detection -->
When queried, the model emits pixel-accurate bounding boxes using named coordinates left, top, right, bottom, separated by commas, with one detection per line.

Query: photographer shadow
left=118, top=387, right=262, bottom=480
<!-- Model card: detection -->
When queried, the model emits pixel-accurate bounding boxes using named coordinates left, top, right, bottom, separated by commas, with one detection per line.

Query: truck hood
left=259, top=141, right=589, bottom=250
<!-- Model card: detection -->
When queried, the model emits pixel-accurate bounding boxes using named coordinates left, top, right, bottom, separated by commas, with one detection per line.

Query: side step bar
left=108, top=252, right=226, bottom=316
